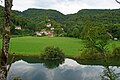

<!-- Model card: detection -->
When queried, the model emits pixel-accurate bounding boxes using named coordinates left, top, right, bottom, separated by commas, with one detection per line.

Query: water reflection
left=7, top=58, right=120, bottom=80
left=43, top=59, right=64, bottom=69
left=101, top=66, right=120, bottom=80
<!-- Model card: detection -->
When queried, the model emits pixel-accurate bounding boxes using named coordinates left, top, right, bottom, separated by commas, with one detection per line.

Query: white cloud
left=11, top=0, right=120, bottom=14
left=49, top=1, right=88, bottom=14
left=12, top=0, right=36, bottom=11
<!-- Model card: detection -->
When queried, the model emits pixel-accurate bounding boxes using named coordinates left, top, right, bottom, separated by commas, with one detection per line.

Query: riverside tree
left=101, top=66, right=120, bottom=80
left=0, top=0, right=13, bottom=80
left=81, top=22, right=110, bottom=55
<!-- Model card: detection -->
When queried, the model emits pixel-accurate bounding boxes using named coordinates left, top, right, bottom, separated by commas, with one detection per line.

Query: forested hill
left=65, top=9, right=120, bottom=28
left=0, top=5, right=120, bottom=39
left=22, top=8, right=66, bottom=24
left=64, top=9, right=120, bottom=39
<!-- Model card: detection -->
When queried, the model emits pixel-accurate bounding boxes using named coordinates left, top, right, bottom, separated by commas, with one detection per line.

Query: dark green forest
left=0, top=5, right=120, bottom=39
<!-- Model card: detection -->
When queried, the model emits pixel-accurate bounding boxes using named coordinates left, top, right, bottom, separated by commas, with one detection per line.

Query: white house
left=46, top=23, right=51, bottom=27
left=35, top=32, right=42, bottom=36
left=15, top=26, right=22, bottom=30
left=50, top=27, right=54, bottom=30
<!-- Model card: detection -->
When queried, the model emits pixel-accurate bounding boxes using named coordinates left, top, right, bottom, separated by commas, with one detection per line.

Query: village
left=15, top=19, right=64, bottom=37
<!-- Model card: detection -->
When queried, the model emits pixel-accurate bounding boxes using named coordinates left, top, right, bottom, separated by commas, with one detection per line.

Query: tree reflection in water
left=43, top=59, right=65, bottom=69
left=101, top=66, right=120, bottom=80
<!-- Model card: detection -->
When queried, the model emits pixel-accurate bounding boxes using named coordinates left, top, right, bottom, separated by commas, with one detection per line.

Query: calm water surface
left=7, top=58, right=120, bottom=80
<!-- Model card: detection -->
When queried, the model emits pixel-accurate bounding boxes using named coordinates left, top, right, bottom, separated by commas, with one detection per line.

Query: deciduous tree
left=0, top=0, right=13, bottom=80
left=81, top=23, right=110, bottom=55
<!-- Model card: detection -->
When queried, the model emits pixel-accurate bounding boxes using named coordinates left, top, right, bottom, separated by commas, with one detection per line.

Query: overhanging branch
left=115, top=0, right=120, bottom=4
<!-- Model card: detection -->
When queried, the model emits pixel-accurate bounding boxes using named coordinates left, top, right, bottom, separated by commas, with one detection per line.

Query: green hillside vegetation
left=0, top=5, right=120, bottom=39
left=0, top=5, right=120, bottom=58
left=22, top=8, right=66, bottom=24
left=64, top=9, right=120, bottom=39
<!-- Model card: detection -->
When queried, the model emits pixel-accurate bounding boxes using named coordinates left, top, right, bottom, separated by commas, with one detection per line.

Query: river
left=7, top=58, right=120, bottom=80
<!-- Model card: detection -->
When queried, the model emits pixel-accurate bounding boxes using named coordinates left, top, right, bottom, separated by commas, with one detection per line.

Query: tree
left=81, top=23, right=110, bottom=55
left=67, top=28, right=73, bottom=37
left=0, top=0, right=13, bottom=80
left=101, top=66, right=120, bottom=80
left=72, top=27, right=80, bottom=38
left=115, top=0, right=120, bottom=4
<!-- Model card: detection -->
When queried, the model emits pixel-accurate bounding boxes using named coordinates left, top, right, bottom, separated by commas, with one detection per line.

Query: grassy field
left=0, top=36, right=84, bottom=56
left=0, top=36, right=120, bottom=56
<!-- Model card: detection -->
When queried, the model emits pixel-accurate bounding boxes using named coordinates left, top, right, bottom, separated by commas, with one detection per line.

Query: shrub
left=41, top=46, right=65, bottom=60
left=14, top=77, right=22, bottom=80
left=80, top=49, right=103, bottom=59
left=112, top=47, right=120, bottom=56
left=80, top=52, right=102, bottom=60
left=43, top=59, right=64, bottom=69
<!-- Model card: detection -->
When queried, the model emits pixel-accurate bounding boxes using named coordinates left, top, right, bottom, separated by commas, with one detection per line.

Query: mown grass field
left=0, top=36, right=120, bottom=56
left=0, top=36, right=84, bottom=56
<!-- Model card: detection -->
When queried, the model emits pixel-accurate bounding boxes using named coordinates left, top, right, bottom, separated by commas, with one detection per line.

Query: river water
left=7, top=58, right=120, bottom=80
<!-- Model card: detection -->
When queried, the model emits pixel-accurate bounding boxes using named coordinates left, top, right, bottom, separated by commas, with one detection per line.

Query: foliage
left=81, top=24, right=110, bottom=54
left=112, top=47, right=120, bottom=56
left=14, top=77, right=22, bottom=80
left=65, top=9, right=120, bottom=39
left=72, top=27, right=80, bottom=38
left=37, top=19, right=64, bottom=37
left=22, top=8, right=66, bottom=24
left=43, top=59, right=64, bottom=69
left=101, top=66, right=120, bottom=80
left=0, top=5, right=120, bottom=39
left=107, top=24, right=120, bottom=39
left=80, top=50, right=102, bottom=59
left=41, top=46, right=65, bottom=60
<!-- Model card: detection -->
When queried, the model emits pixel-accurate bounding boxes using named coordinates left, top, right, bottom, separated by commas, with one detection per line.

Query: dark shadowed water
left=7, top=58, right=120, bottom=80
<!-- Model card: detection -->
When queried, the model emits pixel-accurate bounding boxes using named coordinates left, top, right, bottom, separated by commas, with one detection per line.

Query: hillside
left=64, top=9, right=120, bottom=28
left=64, top=9, right=120, bottom=39
left=22, top=8, right=66, bottom=24
left=0, top=5, right=120, bottom=39
left=67, top=9, right=120, bottom=25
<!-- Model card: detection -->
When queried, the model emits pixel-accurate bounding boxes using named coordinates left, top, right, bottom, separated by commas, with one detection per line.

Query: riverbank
left=8, top=54, right=120, bottom=66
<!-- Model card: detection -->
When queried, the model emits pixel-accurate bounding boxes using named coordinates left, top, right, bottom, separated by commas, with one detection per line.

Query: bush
left=112, top=47, right=120, bottom=56
left=80, top=49, right=103, bottom=59
left=43, top=59, right=64, bottom=69
left=41, top=46, right=65, bottom=60
left=14, top=77, right=22, bottom=80
left=80, top=52, right=102, bottom=60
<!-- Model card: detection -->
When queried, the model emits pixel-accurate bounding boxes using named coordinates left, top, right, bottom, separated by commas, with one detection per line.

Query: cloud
left=12, top=0, right=35, bottom=11
left=11, top=0, right=120, bottom=14
left=8, top=59, right=103, bottom=80
left=81, top=0, right=120, bottom=9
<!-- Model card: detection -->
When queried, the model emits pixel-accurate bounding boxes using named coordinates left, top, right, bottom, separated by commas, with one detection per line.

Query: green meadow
left=0, top=36, right=84, bottom=56
left=0, top=36, right=120, bottom=56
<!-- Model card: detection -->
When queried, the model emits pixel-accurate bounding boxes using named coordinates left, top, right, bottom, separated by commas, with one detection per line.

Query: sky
left=1, top=0, right=120, bottom=14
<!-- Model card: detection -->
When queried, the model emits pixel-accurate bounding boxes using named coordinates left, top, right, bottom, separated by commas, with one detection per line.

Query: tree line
left=0, top=6, right=120, bottom=39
